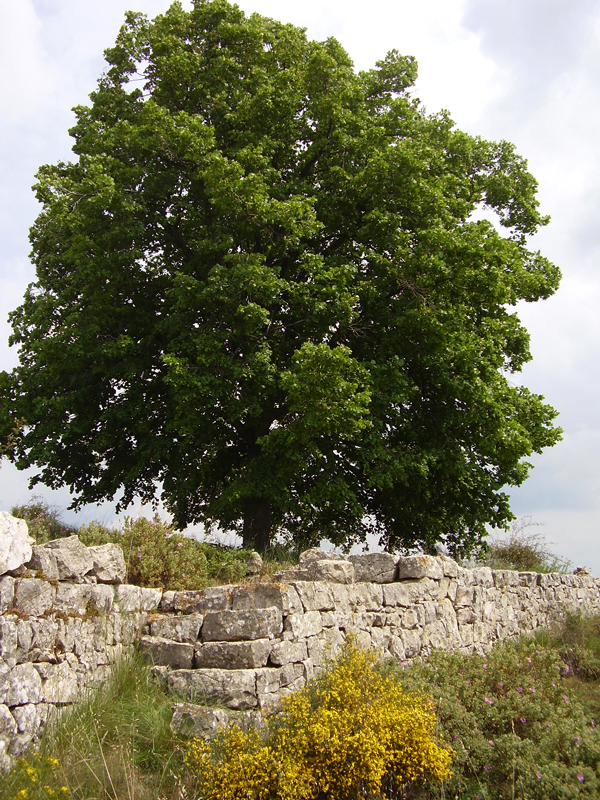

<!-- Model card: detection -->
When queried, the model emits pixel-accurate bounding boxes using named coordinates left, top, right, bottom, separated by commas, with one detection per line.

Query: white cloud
left=0, top=0, right=55, bottom=122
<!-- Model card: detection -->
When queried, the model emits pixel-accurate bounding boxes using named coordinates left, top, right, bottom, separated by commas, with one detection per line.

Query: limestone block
left=9, top=733, right=34, bottom=756
left=401, top=607, right=420, bottom=629
left=245, top=551, right=263, bottom=576
left=89, top=584, right=115, bottom=613
left=140, top=588, right=162, bottom=611
left=11, top=703, right=40, bottom=735
left=88, top=544, right=126, bottom=584
left=382, top=579, right=436, bottom=607
left=347, top=583, right=384, bottom=611
left=170, top=704, right=231, bottom=739
left=258, top=692, right=282, bottom=714
left=139, top=636, right=194, bottom=669
left=293, top=581, right=335, bottom=612
left=400, top=629, right=422, bottom=658
left=0, top=576, right=15, bottom=613
left=284, top=610, right=322, bottom=639
left=5, top=663, right=43, bottom=706
left=162, top=587, right=233, bottom=614
left=299, top=549, right=348, bottom=565
left=397, top=555, right=443, bottom=581
left=519, top=572, right=539, bottom=588
left=29, top=618, right=59, bottom=663
left=26, top=546, right=59, bottom=580
left=167, top=668, right=258, bottom=710
left=438, top=555, right=459, bottom=578
left=349, top=553, right=398, bottom=583
left=231, top=583, right=302, bottom=615
left=306, top=559, right=355, bottom=584
left=269, top=639, right=308, bottom=666
left=202, top=608, right=282, bottom=642
left=13, top=579, right=55, bottom=616
left=457, top=567, right=476, bottom=585
left=273, top=568, right=312, bottom=582
left=454, top=586, right=475, bottom=607
left=472, top=568, right=494, bottom=588
left=388, top=635, right=406, bottom=661
left=0, top=704, right=17, bottom=745
left=329, top=583, right=351, bottom=613
left=255, top=667, right=282, bottom=695
left=459, top=623, right=474, bottom=645
left=422, top=621, right=450, bottom=653
left=279, top=661, right=305, bottom=688
left=149, top=614, right=203, bottom=643
left=0, top=619, right=18, bottom=668
left=194, top=639, right=271, bottom=669
left=16, top=619, right=33, bottom=660
left=115, top=585, right=141, bottom=612
left=44, top=536, right=93, bottom=580
left=0, top=512, right=33, bottom=576
left=54, top=584, right=91, bottom=615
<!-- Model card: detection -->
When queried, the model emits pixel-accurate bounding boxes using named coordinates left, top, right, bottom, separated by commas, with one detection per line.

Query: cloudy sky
left=1, top=0, right=599, bottom=570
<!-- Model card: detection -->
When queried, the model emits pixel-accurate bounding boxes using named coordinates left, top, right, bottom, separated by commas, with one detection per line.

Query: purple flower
left=564, top=695, right=569, bottom=704
left=483, top=664, right=488, bottom=670
left=529, top=687, right=536, bottom=693
left=466, top=679, right=471, bottom=684
left=574, top=736, right=580, bottom=743
left=517, top=687, right=523, bottom=693
left=520, top=718, right=527, bottom=724
left=564, top=666, right=570, bottom=674
left=452, top=735, right=458, bottom=741
left=483, top=765, right=490, bottom=771
left=497, top=682, right=504, bottom=689
left=177, top=542, right=183, bottom=547
left=182, top=573, right=185, bottom=578
left=488, top=740, right=494, bottom=746
left=484, top=697, right=494, bottom=705
left=536, top=773, right=542, bottom=780
left=578, top=773, right=585, bottom=783
left=591, top=721, right=596, bottom=728
left=527, top=657, right=532, bottom=663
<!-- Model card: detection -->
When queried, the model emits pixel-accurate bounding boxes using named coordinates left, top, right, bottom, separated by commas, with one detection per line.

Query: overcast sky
left=1, top=0, right=599, bottom=571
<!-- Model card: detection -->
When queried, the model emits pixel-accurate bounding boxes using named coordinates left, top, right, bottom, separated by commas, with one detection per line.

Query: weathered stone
left=195, top=639, right=271, bottom=669
left=0, top=512, right=34, bottom=577
left=347, top=583, right=384, bottom=610
left=11, top=703, right=43, bottom=735
left=54, top=583, right=91, bottom=615
left=44, top=536, right=93, bottom=580
left=170, top=704, right=231, bottom=739
left=202, top=608, right=282, bottom=642
left=88, top=544, right=127, bottom=584
left=115, top=584, right=141, bottom=612
left=26, top=545, right=59, bottom=580
left=0, top=576, right=15, bottom=613
left=245, top=551, right=263, bottom=576
left=397, top=555, right=443, bottom=581
left=284, top=610, right=322, bottom=639
left=0, top=704, right=17, bottom=744
left=274, top=568, right=312, bottom=582
left=167, top=668, right=258, bottom=710
left=299, top=549, right=348, bottom=565
left=438, top=555, right=459, bottom=578
left=292, top=581, right=335, bottom=612
left=269, top=639, right=308, bottom=666
left=5, top=663, right=43, bottom=706
left=162, top=587, right=233, bottom=614
left=306, top=559, right=355, bottom=584
left=139, top=636, right=194, bottom=669
left=149, top=614, right=203, bottom=643
left=140, top=588, right=162, bottom=611
left=89, top=584, right=115, bottom=613
left=348, top=553, right=398, bottom=583
left=231, top=583, right=302, bottom=615
left=13, top=579, right=55, bottom=616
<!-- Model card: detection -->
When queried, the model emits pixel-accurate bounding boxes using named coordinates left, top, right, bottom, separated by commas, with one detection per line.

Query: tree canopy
left=2, top=0, right=561, bottom=554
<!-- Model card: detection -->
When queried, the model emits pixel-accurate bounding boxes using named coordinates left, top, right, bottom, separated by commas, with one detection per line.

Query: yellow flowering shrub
left=184, top=643, right=452, bottom=799
left=4, top=755, right=70, bottom=800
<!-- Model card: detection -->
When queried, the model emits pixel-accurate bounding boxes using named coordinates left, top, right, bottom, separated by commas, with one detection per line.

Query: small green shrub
left=478, top=517, right=571, bottom=574
left=391, top=636, right=600, bottom=799
left=183, top=642, right=452, bottom=800
left=79, top=515, right=253, bottom=590
left=10, top=497, right=77, bottom=543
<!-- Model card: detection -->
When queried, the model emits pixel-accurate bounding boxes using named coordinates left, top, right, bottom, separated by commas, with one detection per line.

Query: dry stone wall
left=1, top=512, right=599, bottom=763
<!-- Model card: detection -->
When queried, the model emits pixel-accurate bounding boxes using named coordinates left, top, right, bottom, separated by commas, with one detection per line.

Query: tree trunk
left=242, top=500, right=271, bottom=552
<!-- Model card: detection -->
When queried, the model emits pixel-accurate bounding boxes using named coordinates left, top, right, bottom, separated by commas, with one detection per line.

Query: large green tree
left=3, top=0, right=561, bottom=554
